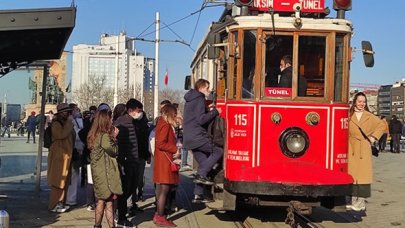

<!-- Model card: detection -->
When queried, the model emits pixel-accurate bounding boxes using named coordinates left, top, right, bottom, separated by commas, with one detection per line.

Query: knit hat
left=31, top=111, right=36, bottom=115
left=97, top=103, right=111, bottom=112
left=56, top=103, right=72, bottom=114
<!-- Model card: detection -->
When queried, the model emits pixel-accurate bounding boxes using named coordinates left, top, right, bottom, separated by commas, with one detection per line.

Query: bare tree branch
left=72, top=74, right=113, bottom=110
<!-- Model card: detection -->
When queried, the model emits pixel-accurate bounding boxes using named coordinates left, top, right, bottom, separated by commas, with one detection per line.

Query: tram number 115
left=234, top=114, right=248, bottom=126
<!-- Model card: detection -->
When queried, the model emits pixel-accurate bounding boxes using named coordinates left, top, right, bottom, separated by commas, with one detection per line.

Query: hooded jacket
left=183, top=89, right=218, bottom=150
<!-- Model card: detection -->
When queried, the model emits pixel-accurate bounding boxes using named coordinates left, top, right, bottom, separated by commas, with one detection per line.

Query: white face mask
left=280, top=66, right=285, bottom=72
left=132, top=112, right=143, bottom=120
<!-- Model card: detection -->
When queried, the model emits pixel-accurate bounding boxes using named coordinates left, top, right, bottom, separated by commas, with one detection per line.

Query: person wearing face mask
left=278, top=55, right=307, bottom=96
left=346, top=92, right=385, bottom=212
left=183, top=79, right=222, bottom=203
left=66, top=103, right=85, bottom=207
left=113, top=98, right=143, bottom=227
left=130, top=105, right=151, bottom=216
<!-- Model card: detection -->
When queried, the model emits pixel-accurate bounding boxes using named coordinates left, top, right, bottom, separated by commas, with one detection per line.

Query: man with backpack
left=183, top=79, right=223, bottom=203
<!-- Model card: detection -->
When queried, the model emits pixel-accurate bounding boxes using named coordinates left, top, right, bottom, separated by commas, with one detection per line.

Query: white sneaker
left=180, top=165, right=192, bottom=172
left=346, top=204, right=366, bottom=211
left=50, top=203, right=70, bottom=213
left=86, top=204, right=95, bottom=212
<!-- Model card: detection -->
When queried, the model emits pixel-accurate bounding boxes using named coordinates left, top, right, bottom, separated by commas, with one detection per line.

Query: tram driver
left=278, top=55, right=307, bottom=96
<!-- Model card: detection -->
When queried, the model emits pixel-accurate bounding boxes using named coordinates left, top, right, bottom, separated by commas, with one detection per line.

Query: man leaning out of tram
left=183, top=78, right=223, bottom=203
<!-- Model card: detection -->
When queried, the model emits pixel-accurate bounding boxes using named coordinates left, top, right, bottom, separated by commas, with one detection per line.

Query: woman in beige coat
left=347, top=92, right=385, bottom=211
left=47, top=103, right=74, bottom=213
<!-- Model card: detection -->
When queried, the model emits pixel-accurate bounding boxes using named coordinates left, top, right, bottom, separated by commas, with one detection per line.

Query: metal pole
left=154, top=12, right=160, bottom=119
left=114, top=35, right=119, bottom=107
left=133, top=39, right=137, bottom=99
left=35, top=64, right=48, bottom=192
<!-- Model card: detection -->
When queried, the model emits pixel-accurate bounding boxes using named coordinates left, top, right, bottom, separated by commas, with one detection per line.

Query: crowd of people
left=43, top=81, right=223, bottom=228
left=6, top=82, right=404, bottom=226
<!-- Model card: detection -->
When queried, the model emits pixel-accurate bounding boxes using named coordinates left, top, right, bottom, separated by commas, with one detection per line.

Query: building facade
left=71, top=32, right=155, bottom=115
left=391, top=82, right=405, bottom=120
left=377, top=85, right=392, bottom=117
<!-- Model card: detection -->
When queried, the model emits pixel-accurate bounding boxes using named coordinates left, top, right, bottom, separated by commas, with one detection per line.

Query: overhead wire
left=189, top=0, right=205, bottom=46
left=66, top=6, right=208, bottom=53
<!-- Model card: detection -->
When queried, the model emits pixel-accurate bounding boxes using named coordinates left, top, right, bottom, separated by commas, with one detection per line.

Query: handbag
left=163, top=151, right=180, bottom=173
left=357, top=126, right=379, bottom=157
left=371, top=144, right=379, bottom=157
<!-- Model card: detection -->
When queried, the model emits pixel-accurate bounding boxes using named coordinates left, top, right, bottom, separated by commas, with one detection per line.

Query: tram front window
left=263, top=34, right=326, bottom=98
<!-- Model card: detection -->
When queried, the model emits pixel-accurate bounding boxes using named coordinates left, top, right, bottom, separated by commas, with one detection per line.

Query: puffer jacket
left=114, top=114, right=139, bottom=163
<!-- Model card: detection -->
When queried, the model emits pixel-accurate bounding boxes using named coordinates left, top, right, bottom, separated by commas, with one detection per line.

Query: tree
left=159, top=88, right=186, bottom=111
left=118, top=83, right=142, bottom=104
left=72, top=74, right=113, bottom=110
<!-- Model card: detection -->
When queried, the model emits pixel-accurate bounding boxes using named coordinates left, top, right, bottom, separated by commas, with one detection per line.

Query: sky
left=1, top=0, right=404, bottom=106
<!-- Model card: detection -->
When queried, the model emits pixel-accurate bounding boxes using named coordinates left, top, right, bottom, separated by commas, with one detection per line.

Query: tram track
left=229, top=205, right=366, bottom=228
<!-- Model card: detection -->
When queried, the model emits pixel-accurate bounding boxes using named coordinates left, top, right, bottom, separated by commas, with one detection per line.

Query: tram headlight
left=235, top=0, right=253, bottom=6
left=279, top=127, right=309, bottom=158
left=333, top=0, right=352, bottom=11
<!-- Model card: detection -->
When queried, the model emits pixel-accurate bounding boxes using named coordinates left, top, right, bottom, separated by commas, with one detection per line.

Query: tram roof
left=190, top=11, right=352, bottom=68
left=230, top=13, right=352, bottom=31
left=0, top=7, right=76, bottom=76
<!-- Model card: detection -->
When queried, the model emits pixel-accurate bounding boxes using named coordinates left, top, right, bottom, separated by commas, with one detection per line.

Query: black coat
left=114, top=114, right=139, bottom=163
left=278, top=66, right=307, bottom=96
left=389, top=119, right=403, bottom=134
left=134, top=111, right=151, bottom=160
left=183, top=89, right=218, bottom=150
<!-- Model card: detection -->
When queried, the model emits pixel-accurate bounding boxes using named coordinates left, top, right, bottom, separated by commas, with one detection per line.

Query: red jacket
left=153, top=117, right=179, bottom=184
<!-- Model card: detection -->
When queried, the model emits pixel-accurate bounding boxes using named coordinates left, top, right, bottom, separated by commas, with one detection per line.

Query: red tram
left=187, top=0, right=374, bottom=213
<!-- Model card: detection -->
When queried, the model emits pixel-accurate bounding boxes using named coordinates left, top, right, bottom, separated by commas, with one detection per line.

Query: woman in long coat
left=348, top=92, right=385, bottom=211
left=153, top=104, right=179, bottom=227
left=47, top=103, right=74, bottom=212
left=87, top=109, right=122, bottom=228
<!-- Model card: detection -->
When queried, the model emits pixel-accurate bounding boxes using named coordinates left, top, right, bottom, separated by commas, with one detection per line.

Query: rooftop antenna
left=71, top=0, right=76, bottom=7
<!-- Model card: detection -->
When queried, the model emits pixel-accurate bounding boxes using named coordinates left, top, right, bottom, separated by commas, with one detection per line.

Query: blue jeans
left=192, top=143, right=223, bottom=195
left=181, top=148, right=189, bottom=167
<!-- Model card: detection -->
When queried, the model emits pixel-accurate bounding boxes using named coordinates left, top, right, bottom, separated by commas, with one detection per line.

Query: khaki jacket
left=90, top=133, right=122, bottom=199
left=47, top=119, right=74, bottom=189
left=348, top=111, right=385, bottom=184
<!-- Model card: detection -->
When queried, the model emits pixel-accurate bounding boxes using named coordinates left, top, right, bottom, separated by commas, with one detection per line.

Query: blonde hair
left=161, top=104, right=177, bottom=127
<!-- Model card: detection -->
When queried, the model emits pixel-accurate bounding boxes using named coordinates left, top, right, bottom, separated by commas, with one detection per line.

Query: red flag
left=164, top=69, right=168, bottom=86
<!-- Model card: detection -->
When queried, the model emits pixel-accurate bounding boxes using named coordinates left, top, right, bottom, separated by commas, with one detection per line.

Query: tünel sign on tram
left=264, top=87, right=292, bottom=97
left=252, top=0, right=325, bottom=13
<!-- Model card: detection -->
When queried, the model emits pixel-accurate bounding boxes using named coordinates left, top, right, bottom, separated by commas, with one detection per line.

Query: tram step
left=206, top=199, right=225, bottom=210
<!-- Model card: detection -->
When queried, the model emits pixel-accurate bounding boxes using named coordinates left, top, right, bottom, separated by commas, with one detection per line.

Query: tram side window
left=334, top=34, right=345, bottom=102
left=231, top=32, right=238, bottom=99
left=242, top=30, right=256, bottom=99
left=298, top=36, right=326, bottom=97
left=216, top=48, right=227, bottom=99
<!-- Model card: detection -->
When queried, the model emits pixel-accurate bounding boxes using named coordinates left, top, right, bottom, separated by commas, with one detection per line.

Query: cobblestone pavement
left=1, top=136, right=405, bottom=227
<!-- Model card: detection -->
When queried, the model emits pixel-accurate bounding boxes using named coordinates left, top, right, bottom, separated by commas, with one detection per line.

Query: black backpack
left=43, top=120, right=62, bottom=149
left=208, top=116, right=225, bottom=147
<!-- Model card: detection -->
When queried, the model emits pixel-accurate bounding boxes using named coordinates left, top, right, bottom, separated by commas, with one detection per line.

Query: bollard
left=0, top=210, right=9, bottom=228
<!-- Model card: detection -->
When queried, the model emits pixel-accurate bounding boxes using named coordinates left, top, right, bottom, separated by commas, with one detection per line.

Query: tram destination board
left=251, top=0, right=325, bottom=13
